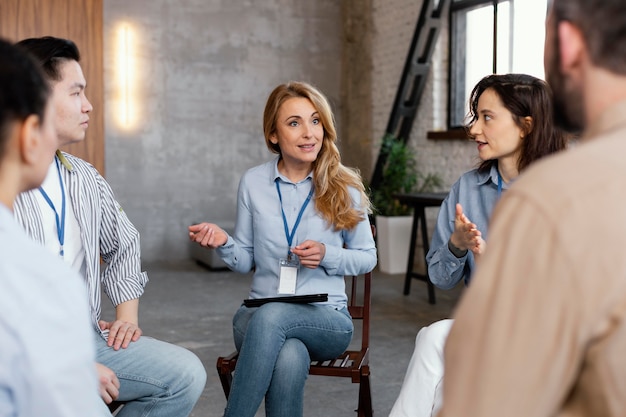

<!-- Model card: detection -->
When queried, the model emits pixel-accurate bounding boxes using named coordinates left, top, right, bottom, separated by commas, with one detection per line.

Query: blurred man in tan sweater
left=438, top=0, right=626, bottom=415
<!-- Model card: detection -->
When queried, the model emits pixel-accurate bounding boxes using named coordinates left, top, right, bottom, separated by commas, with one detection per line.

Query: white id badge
left=278, top=257, right=298, bottom=294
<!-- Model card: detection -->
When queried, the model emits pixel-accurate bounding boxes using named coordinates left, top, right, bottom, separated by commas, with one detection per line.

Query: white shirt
left=35, top=158, right=86, bottom=276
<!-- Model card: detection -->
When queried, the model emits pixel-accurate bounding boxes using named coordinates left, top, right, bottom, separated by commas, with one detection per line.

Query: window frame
left=447, top=0, right=506, bottom=130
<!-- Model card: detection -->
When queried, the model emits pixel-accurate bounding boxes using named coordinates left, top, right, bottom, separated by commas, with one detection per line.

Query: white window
left=448, top=0, right=548, bottom=127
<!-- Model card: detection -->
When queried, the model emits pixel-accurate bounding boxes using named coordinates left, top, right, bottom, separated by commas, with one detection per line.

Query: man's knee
left=185, top=350, right=207, bottom=386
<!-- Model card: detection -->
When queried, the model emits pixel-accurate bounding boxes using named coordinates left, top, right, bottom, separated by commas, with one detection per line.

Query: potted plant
left=370, top=134, right=442, bottom=274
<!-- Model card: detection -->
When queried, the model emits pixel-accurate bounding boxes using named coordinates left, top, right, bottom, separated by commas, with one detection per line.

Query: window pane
left=448, top=0, right=549, bottom=128
left=496, top=1, right=512, bottom=73
left=450, top=4, right=494, bottom=127
left=510, top=0, right=548, bottom=78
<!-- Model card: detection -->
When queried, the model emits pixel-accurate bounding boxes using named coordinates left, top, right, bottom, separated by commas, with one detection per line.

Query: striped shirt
left=13, top=151, right=148, bottom=338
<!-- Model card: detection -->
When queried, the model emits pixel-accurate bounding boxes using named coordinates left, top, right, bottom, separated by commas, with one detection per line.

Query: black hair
left=16, top=36, right=81, bottom=82
left=466, top=73, right=568, bottom=173
left=0, top=38, right=50, bottom=160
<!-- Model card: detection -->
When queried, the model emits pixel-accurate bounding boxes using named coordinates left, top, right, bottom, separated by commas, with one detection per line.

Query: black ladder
left=370, top=0, right=450, bottom=191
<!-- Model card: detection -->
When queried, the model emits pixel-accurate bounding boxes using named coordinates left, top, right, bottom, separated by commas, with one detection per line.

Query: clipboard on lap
left=243, top=293, right=328, bottom=308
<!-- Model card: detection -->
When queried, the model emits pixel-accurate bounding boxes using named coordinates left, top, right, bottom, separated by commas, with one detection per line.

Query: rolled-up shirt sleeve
left=426, top=186, right=471, bottom=290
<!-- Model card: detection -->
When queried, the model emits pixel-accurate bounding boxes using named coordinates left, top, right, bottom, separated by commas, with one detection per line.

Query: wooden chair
left=216, top=235, right=374, bottom=417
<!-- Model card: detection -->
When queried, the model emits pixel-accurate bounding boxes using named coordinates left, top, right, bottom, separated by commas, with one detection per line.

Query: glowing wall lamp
left=115, top=23, right=138, bottom=130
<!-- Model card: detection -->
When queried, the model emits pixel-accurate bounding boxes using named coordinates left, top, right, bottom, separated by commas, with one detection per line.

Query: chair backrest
left=345, top=224, right=375, bottom=351
left=346, top=269, right=372, bottom=351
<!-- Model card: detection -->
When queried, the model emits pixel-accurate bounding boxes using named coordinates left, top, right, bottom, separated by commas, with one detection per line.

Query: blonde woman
left=190, top=81, right=377, bottom=417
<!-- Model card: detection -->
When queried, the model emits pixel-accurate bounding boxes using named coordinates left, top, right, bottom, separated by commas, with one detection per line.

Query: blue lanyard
left=38, top=156, right=66, bottom=257
left=275, top=180, right=314, bottom=257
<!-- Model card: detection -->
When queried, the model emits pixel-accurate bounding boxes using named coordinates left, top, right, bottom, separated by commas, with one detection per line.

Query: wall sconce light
left=115, top=23, right=138, bottom=130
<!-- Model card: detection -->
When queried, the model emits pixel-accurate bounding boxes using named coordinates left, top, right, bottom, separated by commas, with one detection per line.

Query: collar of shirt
left=476, top=163, right=512, bottom=191
left=56, top=150, right=74, bottom=172
left=270, top=156, right=313, bottom=185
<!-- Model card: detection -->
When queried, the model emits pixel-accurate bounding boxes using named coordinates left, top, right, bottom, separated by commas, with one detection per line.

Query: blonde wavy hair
left=263, top=81, right=372, bottom=230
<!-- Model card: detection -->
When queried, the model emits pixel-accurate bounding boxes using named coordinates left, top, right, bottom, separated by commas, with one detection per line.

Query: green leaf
left=369, top=134, right=442, bottom=216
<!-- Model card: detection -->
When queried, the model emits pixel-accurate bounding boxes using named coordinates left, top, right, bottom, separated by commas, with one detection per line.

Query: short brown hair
left=552, top=0, right=626, bottom=75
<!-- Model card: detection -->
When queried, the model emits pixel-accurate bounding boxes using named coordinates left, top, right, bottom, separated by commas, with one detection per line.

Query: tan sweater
left=438, top=100, right=626, bottom=417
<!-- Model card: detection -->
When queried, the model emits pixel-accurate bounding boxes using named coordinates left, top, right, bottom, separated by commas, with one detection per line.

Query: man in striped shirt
left=13, top=36, right=207, bottom=416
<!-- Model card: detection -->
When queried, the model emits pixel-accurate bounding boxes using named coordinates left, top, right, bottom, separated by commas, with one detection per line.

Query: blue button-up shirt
left=0, top=204, right=105, bottom=416
left=426, top=164, right=508, bottom=290
left=217, top=157, right=377, bottom=308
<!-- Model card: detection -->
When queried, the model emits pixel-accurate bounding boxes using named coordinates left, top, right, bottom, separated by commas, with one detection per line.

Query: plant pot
left=376, top=215, right=412, bottom=275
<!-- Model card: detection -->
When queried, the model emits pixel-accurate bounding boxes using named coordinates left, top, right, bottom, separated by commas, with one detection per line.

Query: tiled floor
left=103, top=260, right=464, bottom=416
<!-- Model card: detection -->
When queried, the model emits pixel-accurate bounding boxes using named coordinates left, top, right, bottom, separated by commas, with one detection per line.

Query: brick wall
left=367, top=0, right=477, bottom=190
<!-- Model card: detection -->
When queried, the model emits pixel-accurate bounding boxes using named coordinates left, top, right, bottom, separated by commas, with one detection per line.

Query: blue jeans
left=223, top=303, right=353, bottom=417
left=94, top=331, right=206, bottom=417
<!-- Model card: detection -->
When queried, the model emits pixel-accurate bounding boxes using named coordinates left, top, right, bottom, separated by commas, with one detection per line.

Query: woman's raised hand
left=450, top=203, right=483, bottom=253
left=188, top=222, right=228, bottom=248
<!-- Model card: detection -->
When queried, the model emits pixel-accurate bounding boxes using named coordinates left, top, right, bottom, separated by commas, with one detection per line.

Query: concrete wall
left=103, top=0, right=477, bottom=262
left=103, top=0, right=342, bottom=262
left=340, top=0, right=374, bottom=180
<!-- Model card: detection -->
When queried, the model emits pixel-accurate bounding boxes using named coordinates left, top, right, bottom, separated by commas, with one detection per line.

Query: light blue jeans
left=223, top=303, right=353, bottom=417
left=94, top=331, right=207, bottom=417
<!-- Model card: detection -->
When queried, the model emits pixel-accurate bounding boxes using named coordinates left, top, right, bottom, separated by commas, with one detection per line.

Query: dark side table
left=393, top=192, right=447, bottom=304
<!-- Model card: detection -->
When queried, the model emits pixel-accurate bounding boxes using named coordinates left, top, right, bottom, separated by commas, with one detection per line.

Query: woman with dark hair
left=430, top=73, right=568, bottom=291
left=189, top=81, right=377, bottom=417
left=0, top=38, right=107, bottom=416
left=14, top=36, right=207, bottom=416
left=390, top=73, right=568, bottom=417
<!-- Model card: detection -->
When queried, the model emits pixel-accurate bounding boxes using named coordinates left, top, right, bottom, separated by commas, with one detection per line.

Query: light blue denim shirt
left=426, top=164, right=509, bottom=290
left=216, top=157, right=377, bottom=308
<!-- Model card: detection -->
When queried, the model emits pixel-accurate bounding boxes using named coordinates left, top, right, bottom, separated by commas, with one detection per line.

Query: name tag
left=278, top=257, right=298, bottom=294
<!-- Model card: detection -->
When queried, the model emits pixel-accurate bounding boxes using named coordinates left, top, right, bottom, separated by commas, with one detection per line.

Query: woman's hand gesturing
left=189, top=222, right=228, bottom=248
